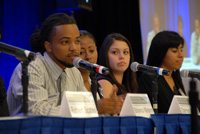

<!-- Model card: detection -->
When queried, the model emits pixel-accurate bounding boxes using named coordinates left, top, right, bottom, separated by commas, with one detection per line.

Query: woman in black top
left=138, top=31, right=185, bottom=113
left=0, top=76, right=9, bottom=116
left=97, top=33, right=138, bottom=98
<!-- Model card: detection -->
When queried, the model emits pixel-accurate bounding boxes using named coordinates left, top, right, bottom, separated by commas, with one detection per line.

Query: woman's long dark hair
left=99, top=33, right=138, bottom=93
left=147, top=30, right=185, bottom=91
left=30, top=13, right=76, bottom=54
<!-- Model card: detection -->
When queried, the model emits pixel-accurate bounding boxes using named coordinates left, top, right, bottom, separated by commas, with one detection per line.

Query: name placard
left=168, top=95, right=191, bottom=114
left=120, top=93, right=154, bottom=118
left=59, top=91, right=98, bottom=117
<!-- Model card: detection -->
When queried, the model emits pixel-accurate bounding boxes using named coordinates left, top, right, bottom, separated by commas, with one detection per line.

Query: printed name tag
left=59, top=91, right=98, bottom=117
left=120, top=93, right=154, bottom=118
left=168, top=95, right=191, bottom=114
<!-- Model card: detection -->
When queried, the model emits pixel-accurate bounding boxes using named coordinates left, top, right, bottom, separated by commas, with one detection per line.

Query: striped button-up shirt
left=7, top=52, right=87, bottom=116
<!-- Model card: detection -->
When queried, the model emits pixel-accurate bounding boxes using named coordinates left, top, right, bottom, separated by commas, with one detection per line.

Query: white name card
left=168, top=95, right=191, bottom=114
left=59, top=91, right=98, bottom=117
left=120, top=93, right=154, bottom=118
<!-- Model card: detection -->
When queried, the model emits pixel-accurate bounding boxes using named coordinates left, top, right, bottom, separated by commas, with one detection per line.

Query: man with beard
left=7, top=13, right=87, bottom=116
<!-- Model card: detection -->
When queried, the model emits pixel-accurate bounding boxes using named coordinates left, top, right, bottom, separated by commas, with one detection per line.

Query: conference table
left=0, top=114, right=197, bottom=134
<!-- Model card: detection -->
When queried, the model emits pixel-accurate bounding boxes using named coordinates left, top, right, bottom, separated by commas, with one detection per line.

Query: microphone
left=181, top=70, right=200, bottom=80
left=130, top=62, right=170, bottom=76
left=0, top=42, right=36, bottom=61
left=73, top=57, right=109, bottom=75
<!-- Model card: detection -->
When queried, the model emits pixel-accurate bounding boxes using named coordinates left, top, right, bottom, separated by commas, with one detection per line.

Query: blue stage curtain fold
left=103, top=116, right=120, bottom=134
left=63, top=117, right=85, bottom=134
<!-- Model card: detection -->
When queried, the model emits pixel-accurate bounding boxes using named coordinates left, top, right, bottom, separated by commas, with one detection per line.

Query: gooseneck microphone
left=0, top=42, right=36, bottom=116
left=73, top=57, right=109, bottom=75
left=0, top=42, right=36, bottom=61
left=130, top=62, right=170, bottom=76
left=181, top=70, right=200, bottom=80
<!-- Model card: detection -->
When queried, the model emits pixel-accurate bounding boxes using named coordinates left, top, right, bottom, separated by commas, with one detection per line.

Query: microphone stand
left=21, top=61, right=30, bottom=116
left=152, top=75, right=159, bottom=114
left=0, top=42, right=36, bottom=116
left=189, top=77, right=198, bottom=134
left=90, top=72, right=97, bottom=108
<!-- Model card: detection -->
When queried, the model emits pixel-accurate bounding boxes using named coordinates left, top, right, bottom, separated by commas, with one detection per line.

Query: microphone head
left=73, top=57, right=82, bottom=68
left=180, top=70, right=189, bottom=77
left=130, top=62, right=139, bottom=72
left=101, top=67, right=110, bottom=75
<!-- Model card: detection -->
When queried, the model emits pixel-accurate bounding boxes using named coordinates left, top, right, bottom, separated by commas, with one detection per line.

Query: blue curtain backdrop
left=0, top=0, right=143, bottom=90
left=0, top=0, right=56, bottom=89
